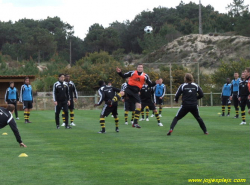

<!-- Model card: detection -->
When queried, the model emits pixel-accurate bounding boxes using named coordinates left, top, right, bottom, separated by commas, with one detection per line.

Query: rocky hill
left=143, top=34, right=250, bottom=73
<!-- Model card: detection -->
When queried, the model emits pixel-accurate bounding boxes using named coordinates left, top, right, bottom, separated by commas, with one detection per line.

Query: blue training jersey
left=20, top=84, right=33, bottom=102
left=222, top=83, right=232, bottom=97
left=7, top=87, right=17, bottom=99
left=154, top=84, right=166, bottom=97
left=231, top=78, right=240, bottom=92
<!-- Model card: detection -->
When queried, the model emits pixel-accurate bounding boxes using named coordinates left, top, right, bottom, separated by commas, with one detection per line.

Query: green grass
left=1, top=107, right=249, bottom=185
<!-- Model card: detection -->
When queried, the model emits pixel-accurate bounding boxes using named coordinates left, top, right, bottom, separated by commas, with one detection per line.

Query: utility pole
left=170, top=63, right=173, bottom=107
left=69, top=38, right=72, bottom=66
left=199, top=0, right=203, bottom=34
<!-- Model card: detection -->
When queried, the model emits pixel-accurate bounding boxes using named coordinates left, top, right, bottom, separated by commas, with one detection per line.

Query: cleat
left=111, top=115, right=114, bottom=117
left=125, top=122, right=128, bottom=125
left=131, top=121, right=134, bottom=124
left=233, top=116, right=239, bottom=118
left=61, top=123, right=65, bottom=126
left=146, top=118, right=149, bottom=121
left=16, top=117, right=20, bottom=120
left=167, top=129, right=173, bottom=136
left=220, top=114, right=225, bottom=117
left=227, top=114, right=230, bottom=117
left=98, top=130, right=106, bottom=134
left=159, top=114, right=162, bottom=117
left=27, top=120, right=32, bottom=123
left=70, top=122, right=76, bottom=126
left=56, top=125, right=60, bottom=129
left=25, top=120, right=28, bottom=124
left=116, top=128, right=119, bottom=132
left=65, top=126, right=72, bottom=129
left=239, top=122, right=246, bottom=125
left=204, top=132, right=209, bottom=135
left=150, top=114, right=154, bottom=117
left=158, top=122, right=163, bottom=126
left=132, top=124, right=141, bottom=128
left=139, top=118, right=145, bottom=121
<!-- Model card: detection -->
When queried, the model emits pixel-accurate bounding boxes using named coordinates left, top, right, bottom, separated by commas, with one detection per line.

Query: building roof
left=0, top=75, right=35, bottom=82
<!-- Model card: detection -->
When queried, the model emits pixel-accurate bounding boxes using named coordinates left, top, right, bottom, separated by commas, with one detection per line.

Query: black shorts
left=101, top=104, right=118, bottom=117
left=23, top=101, right=33, bottom=109
left=141, top=100, right=155, bottom=111
left=156, top=97, right=163, bottom=105
left=176, top=105, right=201, bottom=120
left=222, top=96, right=231, bottom=105
left=7, top=99, right=17, bottom=104
left=68, top=100, right=74, bottom=110
left=124, top=98, right=135, bottom=111
left=239, top=96, right=250, bottom=109
left=124, top=88, right=141, bottom=104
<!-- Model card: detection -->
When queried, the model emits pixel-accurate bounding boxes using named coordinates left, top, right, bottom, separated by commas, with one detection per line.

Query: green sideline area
left=1, top=107, right=249, bottom=185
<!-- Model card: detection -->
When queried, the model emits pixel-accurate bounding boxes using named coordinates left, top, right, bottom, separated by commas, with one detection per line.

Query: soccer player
left=5, top=82, right=19, bottom=120
left=220, top=78, right=232, bottom=116
left=94, top=81, right=120, bottom=133
left=121, top=78, right=135, bottom=125
left=238, top=71, right=250, bottom=125
left=167, top=73, right=208, bottom=136
left=230, top=72, right=240, bottom=118
left=140, top=82, right=163, bottom=126
left=109, top=64, right=156, bottom=128
left=61, top=74, right=78, bottom=127
left=151, top=78, right=166, bottom=117
left=19, top=77, right=33, bottom=123
left=0, top=104, right=27, bottom=147
left=53, top=74, right=71, bottom=129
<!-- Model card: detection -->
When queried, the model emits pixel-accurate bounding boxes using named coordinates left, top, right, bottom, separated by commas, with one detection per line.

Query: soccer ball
left=144, top=26, right=153, bottom=34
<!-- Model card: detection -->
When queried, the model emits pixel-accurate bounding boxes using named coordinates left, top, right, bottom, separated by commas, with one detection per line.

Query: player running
left=94, top=81, right=121, bottom=133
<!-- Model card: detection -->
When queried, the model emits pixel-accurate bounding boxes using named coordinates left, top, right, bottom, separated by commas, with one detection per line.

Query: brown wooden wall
left=0, top=76, right=35, bottom=110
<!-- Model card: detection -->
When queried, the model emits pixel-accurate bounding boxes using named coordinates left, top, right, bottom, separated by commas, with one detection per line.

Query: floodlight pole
left=199, top=0, right=203, bottom=34
left=69, top=38, right=72, bottom=66
left=198, top=61, right=201, bottom=106
left=170, top=63, right=173, bottom=107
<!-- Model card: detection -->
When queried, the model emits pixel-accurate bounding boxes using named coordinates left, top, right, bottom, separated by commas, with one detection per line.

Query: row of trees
left=0, top=17, right=84, bottom=64
left=84, top=0, right=249, bottom=54
left=0, top=1, right=249, bottom=63
left=2, top=51, right=249, bottom=94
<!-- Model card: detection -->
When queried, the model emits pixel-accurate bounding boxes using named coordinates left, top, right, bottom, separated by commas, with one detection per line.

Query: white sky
left=0, top=0, right=239, bottom=40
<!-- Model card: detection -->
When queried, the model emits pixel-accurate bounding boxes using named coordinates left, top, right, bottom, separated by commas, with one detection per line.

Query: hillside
left=144, top=34, right=250, bottom=73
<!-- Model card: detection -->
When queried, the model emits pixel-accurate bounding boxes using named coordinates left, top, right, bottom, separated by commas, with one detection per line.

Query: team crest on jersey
left=135, top=78, right=140, bottom=81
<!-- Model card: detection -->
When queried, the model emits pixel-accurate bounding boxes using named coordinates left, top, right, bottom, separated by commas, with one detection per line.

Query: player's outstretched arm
left=20, top=143, right=27, bottom=147
left=116, top=67, right=121, bottom=73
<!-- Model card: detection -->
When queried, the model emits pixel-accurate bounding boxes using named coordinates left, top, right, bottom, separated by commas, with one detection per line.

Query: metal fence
left=33, top=92, right=222, bottom=110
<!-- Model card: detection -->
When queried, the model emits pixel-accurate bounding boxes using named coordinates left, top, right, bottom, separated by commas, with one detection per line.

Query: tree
left=226, top=0, right=249, bottom=17
left=23, top=27, right=56, bottom=63
left=212, top=59, right=250, bottom=90
left=83, top=24, right=120, bottom=54
left=234, top=10, right=250, bottom=36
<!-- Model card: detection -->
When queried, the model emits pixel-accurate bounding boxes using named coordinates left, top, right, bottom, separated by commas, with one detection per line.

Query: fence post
left=170, top=94, right=173, bottom=108
left=94, top=91, right=98, bottom=104
left=210, top=92, right=213, bottom=106
left=35, top=96, right=38, bottom=111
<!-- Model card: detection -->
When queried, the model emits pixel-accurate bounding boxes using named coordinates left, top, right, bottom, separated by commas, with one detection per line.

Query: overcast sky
left=0, top=0, right=234, bottom=39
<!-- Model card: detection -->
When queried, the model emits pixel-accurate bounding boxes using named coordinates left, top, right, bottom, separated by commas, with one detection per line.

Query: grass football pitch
left=1, top=106, right=249, bottom=185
